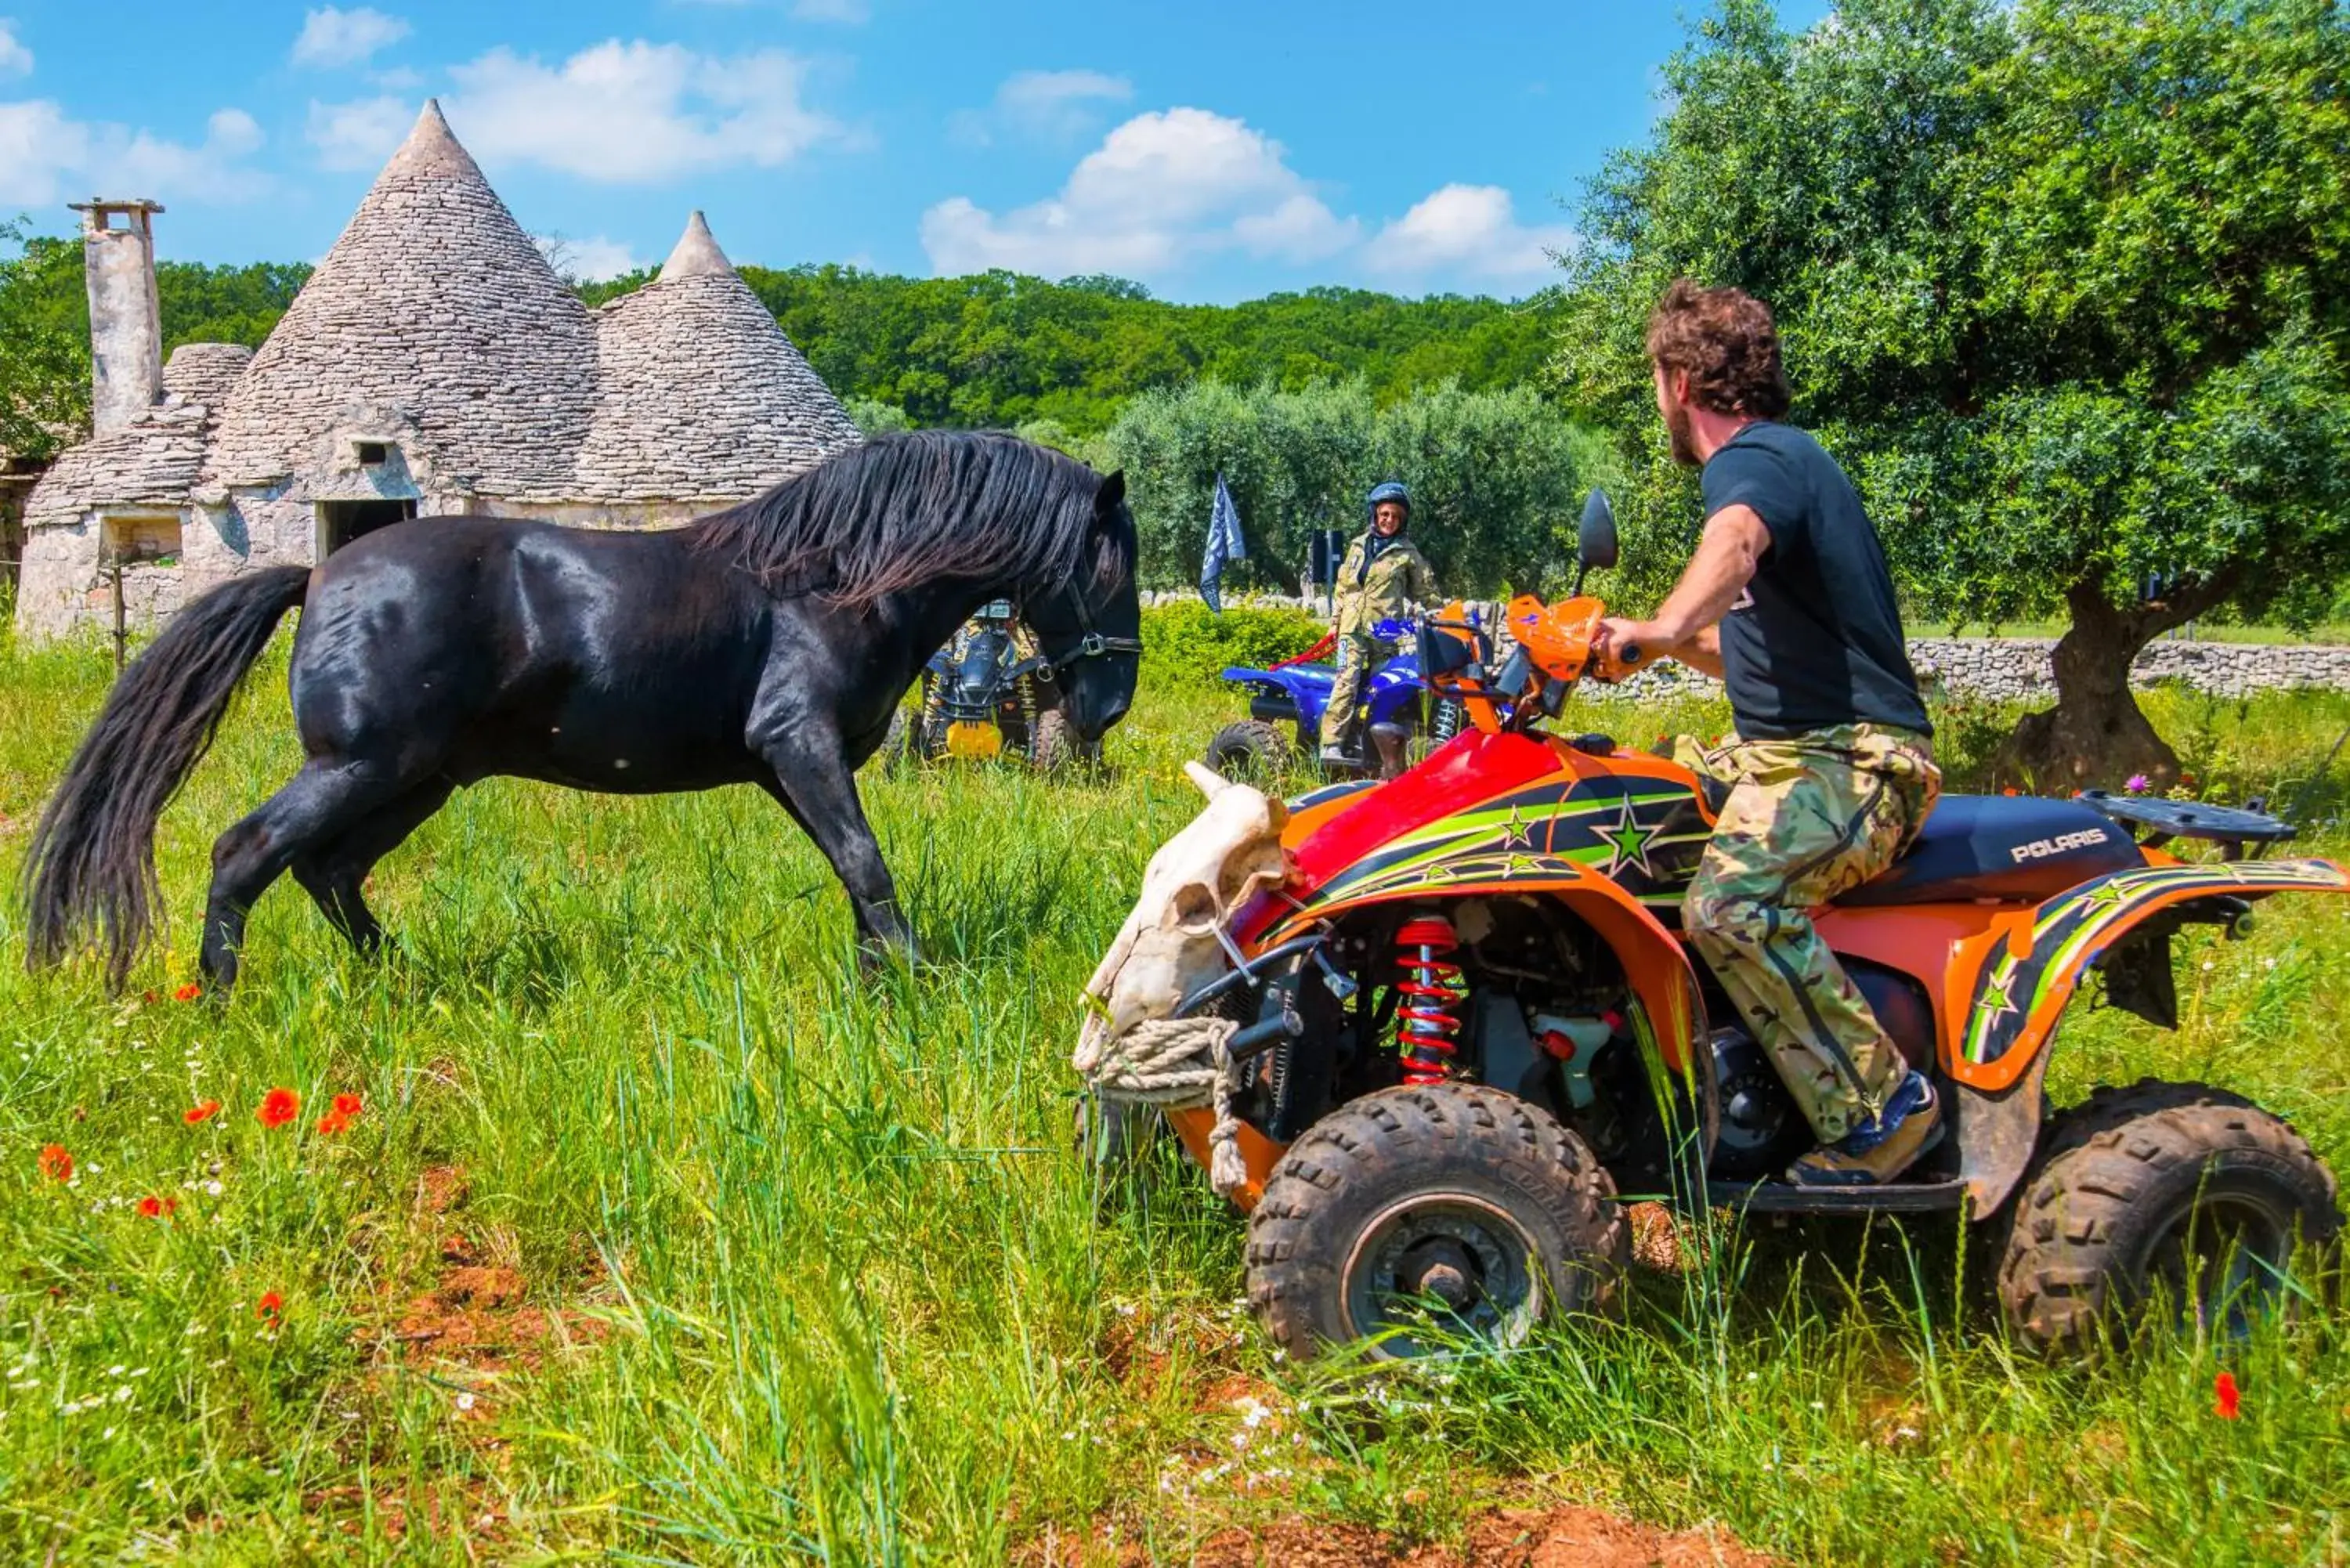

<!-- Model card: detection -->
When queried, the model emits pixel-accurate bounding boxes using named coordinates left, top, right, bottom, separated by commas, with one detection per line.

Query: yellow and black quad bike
left=888, top=599, right=1095, bottom=771
left=1126, top=494, right=2347, bottom=1360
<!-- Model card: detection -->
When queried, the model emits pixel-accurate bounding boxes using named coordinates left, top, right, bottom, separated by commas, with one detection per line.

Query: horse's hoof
left=855, top=937, right=924, bottom=975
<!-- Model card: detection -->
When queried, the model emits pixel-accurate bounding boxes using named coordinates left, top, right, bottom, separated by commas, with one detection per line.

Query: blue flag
left=1199, top=472, right=1247, bottom=614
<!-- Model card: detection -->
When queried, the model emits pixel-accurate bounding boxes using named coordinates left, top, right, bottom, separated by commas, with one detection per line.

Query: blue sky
left=0, top=1, right=1829, bottom=303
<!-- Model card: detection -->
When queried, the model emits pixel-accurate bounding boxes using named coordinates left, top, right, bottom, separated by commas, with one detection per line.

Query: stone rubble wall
left=1139, top=592, right=2350, bottom=699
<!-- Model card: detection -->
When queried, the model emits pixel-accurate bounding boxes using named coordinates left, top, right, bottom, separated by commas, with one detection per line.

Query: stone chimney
left=69, top=199, right=166, bottom=436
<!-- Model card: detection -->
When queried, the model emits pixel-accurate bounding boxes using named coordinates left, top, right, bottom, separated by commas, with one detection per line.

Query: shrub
left=1140, top=600, right=1325, bottom=690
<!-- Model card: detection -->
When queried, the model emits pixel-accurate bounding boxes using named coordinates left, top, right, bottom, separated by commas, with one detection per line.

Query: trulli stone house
left=16, top=99, right=859, bottom=638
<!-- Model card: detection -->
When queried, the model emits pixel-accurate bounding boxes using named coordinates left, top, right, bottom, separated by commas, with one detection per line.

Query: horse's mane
left=686, top=429, right=1111, bottom=610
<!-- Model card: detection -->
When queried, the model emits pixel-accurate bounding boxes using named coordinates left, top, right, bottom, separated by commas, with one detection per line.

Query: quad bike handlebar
left=1419, top=593, right=1650, bottom=734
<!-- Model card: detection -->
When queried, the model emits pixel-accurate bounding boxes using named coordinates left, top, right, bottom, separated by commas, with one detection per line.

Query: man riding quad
left=1597, top=280, right=1941, bottom=1187
left=1321, top=480, right=1440, bottom=768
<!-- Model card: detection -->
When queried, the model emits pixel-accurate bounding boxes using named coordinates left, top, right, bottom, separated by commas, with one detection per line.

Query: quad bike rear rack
left=2077, top=791, right=2294, bottom=858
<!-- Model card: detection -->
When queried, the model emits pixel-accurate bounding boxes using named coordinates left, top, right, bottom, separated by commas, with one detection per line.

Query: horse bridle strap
left=1032, top=579, right=1143, bottom=674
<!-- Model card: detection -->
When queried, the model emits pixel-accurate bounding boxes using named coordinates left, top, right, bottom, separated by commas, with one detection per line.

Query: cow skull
left=1075, top=762, right=1289, bottom=1067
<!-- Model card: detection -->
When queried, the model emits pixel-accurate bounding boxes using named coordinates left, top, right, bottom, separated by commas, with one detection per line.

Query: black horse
left=24, top=431, right=1141, bottom=993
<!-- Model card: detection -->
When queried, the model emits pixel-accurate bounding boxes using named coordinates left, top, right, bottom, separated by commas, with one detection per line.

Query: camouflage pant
left=1677, top=724, right=1942, bottom=1143
left=1319, top=634, right=1393, bottom=749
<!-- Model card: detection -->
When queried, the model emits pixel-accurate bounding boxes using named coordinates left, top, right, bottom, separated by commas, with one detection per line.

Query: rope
left=1074, top=1015, right=1249, bottom=1197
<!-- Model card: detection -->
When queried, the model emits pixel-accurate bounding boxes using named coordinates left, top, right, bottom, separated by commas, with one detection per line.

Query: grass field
left=2, top=627, right=2348, bottom=1565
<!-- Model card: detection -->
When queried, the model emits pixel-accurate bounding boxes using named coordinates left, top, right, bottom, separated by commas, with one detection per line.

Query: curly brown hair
left=1645, top=280, right=1791, bottom=419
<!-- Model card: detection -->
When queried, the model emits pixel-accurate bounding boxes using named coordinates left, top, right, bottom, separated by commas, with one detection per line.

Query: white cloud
left=291, top=7, right=410, bottom=70
left=533, top=233, right=639, bottom=282
left=442, top=40, right=839, bottom=182
left=306, top=94, right=411, bottom=171
left=0, top=101, right=266, bottom=206
left=0, top=20, right=32, bottom=78
left=1365, top=183, right=1572, bottom=282
left=953, top=68, right=1130, bottom=146
left=923, top=107, right=1356, bottom=280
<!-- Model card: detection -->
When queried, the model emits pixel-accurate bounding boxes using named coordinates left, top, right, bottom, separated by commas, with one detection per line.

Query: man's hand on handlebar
left=1592, top=616, right=1655, bottom=681
left=1596, top=617, right=1722, bottom=680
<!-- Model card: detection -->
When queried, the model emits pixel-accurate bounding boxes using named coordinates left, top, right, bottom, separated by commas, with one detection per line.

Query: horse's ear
left=1094, top=469, right=1126, bottom=518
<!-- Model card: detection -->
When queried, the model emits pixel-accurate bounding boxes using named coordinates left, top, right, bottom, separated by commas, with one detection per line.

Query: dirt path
left=1033, top=1504, right=1770, bottom=1566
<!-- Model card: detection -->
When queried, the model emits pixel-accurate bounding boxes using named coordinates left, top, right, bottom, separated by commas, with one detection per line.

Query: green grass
left=2, top=631, right=2348, bottom=1564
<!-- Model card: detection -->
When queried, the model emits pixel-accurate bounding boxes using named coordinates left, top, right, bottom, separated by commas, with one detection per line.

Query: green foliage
left=0, top=222, right=91, bottom=459
left=1558, top=0, right=2350, bottom=642
left=577, top=265, right=1557, bottom=437
left=1104, top=378, right=1605, bottom=596
left=843, top=395, right=912, bottom=435
left=155, top=259, right=309, bottom=355
left=1137, top=599, right=1325, bottom=690
left=0, top=221, right=308, bottom=457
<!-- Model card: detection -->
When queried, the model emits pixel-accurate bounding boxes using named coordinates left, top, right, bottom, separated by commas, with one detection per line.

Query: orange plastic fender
left=1945, top=857, right=2350, bottom=1093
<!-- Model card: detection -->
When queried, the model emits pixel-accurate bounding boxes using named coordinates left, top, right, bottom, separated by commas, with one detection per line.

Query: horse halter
left=1012, top=576, right=1144, bottom=683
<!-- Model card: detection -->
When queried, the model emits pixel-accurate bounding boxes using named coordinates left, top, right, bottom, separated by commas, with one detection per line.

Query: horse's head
left=1028, top=469, right=1141, bottom=742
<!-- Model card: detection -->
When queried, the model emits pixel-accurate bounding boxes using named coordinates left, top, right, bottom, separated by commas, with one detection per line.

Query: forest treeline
left=0, top=228, right=1552, bottom=456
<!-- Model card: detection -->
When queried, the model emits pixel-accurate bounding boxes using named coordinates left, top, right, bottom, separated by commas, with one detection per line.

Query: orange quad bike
left=1133, top=493, right=2348, bottom=1360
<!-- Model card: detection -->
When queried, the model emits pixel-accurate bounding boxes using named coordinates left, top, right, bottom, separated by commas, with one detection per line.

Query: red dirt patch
left=1442, top=1506, right=1770, bottom=1567
left=414, top=1162, right=469, bottom=1216
left=1029, top=1505, right=1770, bottom=1566
left=383, top=1263, right=606, bottom=1386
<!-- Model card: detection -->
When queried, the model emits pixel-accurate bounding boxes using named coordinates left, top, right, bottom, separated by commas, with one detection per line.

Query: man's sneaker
left=1319, top=744, right=1351, bottom=767
left=1786, top=1071, right=1943, bottom=1187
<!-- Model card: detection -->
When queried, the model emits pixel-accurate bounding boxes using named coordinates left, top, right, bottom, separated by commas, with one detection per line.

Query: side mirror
left=1578, top=490, right=1619, bottom=572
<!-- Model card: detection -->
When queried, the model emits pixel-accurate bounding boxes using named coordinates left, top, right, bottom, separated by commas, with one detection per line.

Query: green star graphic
left=2079, top=880, right=2133, bottom=919
left=1596, top=797, right=1657, bottom=880
left=1493, top=804, right=1542, bottom=853
left=1976, top=966, right=2019, bottom=1033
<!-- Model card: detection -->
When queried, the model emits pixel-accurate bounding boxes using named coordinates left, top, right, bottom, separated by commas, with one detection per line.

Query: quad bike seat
left=1836, top=793, right=2145, bottom=906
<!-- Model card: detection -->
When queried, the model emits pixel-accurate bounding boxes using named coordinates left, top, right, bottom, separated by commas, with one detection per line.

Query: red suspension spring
left=1393, top=916, right=1465, bottom=1084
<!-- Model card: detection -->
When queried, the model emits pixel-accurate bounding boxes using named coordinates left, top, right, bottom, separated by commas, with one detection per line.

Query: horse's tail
left=23, top=565, right=311, bottom=988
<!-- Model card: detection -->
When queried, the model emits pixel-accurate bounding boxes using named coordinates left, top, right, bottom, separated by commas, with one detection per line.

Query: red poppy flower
left=316, top=1111, right=351, bottom=1136
left=173, top=983, right=202, bottom=1003
left=184, top=1099, right=222, bottom=1125
left=2001, top=787, right=2019, bottom=797
left=256, top=1087, right=300, bottom=1129
left=256, top=1290, right=283, bottom=1321
left=331, top=1092, right=362, bottom=1119
left=142, top=990, right=159, bottom=1006
left=36, top=1143, right=72, bottom=1182
left=2214, top=1371, right=2241, bottom=1420
left=137, top=1194, right=175, bottom=1219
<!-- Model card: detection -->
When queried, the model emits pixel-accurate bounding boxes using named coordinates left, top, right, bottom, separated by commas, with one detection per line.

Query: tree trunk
left=1990, top=574, right=2232, bottom=792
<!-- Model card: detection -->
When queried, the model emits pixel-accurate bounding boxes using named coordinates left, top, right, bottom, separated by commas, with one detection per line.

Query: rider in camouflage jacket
left=1321, top=481, right=1438, bottom=761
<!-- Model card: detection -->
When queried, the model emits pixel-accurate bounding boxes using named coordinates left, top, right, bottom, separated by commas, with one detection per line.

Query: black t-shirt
left=1700, top=422, right=1929, bottom=739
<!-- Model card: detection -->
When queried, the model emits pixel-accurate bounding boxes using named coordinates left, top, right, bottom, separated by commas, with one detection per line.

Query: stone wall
left=1611, top=636, right=2350, bottom=702
left=1141, top=593, right=2350, bottom=699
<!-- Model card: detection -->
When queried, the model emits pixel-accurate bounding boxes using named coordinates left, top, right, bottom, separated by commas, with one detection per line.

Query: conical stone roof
left=201, top=100, right=598, bottom=499
left=575, top=211, right=860, bottom=504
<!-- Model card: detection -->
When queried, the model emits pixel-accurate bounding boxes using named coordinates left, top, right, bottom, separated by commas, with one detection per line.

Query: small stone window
left=355, top=441, right=390, bottom=467
left=102, top=513, right=183, bottom=565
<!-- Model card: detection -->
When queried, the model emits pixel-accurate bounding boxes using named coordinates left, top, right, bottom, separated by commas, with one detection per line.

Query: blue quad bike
left=1204, top=616, right=1466, bottom=782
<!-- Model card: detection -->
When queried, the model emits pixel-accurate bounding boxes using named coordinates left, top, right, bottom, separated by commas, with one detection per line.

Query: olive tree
left=1102, top=378, right=1599, bottom=597
left=1558, top=0, right=2350, bottom=786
